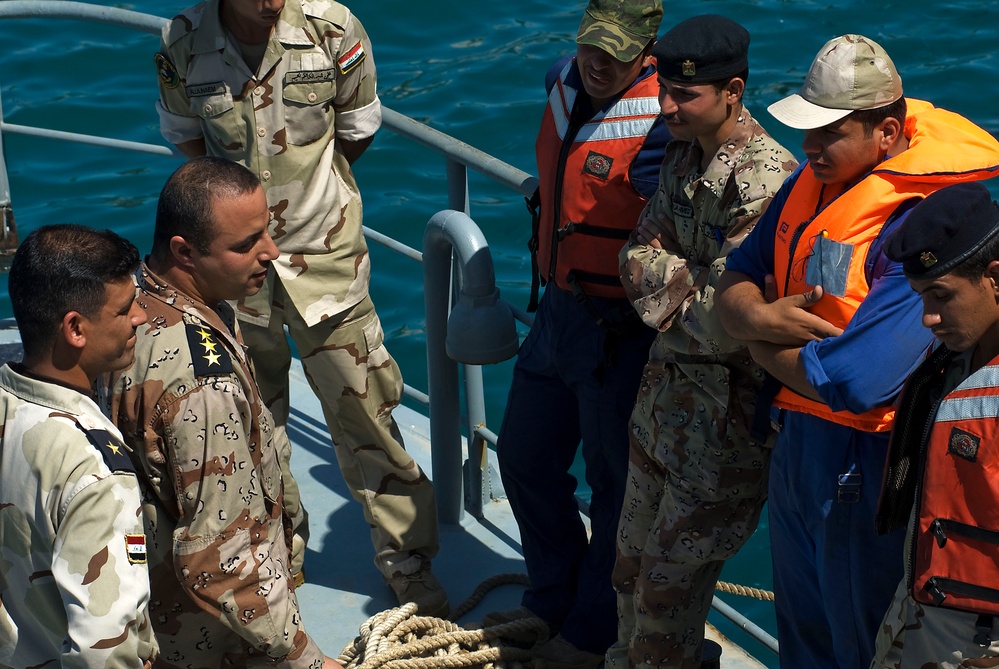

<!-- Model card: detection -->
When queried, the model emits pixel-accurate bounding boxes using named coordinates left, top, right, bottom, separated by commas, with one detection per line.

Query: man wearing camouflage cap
left=153, top=0, right=446, bottom=613
left=717, top=34, right=999, bottom=667
left=492, top=0, right=667, bottom=665
left=106, top=157, right=339, bottom=667
left=0, top=224, right=155, bottom=667
left=873, top=182, right=999, bottom=668
left=609, top=14, right=797, bottom=669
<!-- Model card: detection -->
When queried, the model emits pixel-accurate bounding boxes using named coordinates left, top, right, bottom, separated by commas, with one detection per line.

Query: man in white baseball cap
left=716, top=34, right=999, bottom=669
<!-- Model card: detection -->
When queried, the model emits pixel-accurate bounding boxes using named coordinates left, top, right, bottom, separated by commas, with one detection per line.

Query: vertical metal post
left=0, top=87, right=19, bottom=270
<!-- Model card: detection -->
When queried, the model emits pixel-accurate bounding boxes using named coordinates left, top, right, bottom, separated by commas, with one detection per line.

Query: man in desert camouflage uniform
left=0, top=225, right=156, bottom=668
left=107, top=157, right=338, bottom=667
left=153, top=0, right=445, bottom=612
left=608, top=16, right=796, bottom=669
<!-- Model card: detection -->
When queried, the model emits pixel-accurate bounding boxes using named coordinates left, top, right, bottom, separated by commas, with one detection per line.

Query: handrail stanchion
left=424, top=210, right=518, bottom=524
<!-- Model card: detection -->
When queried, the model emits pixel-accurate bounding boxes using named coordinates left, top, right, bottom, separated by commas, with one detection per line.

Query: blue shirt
left=725, top=165, right=936, bottom=415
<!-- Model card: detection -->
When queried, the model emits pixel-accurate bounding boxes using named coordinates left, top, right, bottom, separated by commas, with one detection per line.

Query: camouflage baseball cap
left=576, top=0, right=664, bottom=63
left=768, top=34, right=903, bottom=130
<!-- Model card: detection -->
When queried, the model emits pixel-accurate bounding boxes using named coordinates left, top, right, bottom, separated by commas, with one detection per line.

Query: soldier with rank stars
left=153, top=0, right=447, bottom=615
left=0, top=224, right=156, bottom=668
left=106, top=156, right=340, bottom=668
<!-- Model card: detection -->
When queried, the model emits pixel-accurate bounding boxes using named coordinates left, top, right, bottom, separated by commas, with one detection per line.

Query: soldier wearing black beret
left=875, top=181, right=999, bottom=666
left=611, top=11, right=799, bottom=669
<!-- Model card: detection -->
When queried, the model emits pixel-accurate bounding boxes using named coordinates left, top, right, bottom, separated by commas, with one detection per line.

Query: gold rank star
left=196, top=327, right=213, bottom=342
left=205, top=349, right=222, bottom=367
left=200, top=338, right=219, bottom=354
left=107, top=441, right=122, bottom=456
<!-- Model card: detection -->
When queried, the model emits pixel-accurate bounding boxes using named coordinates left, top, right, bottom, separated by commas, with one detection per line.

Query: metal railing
left=0, top=2, right=778, bottom=658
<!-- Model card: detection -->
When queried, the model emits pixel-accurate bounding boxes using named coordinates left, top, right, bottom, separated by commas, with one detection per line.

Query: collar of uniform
left=0, top=362, right=102, bottom=420
left=695, top=107, right=758, bottom=201
left=138, top=261, right=241, bottom=351
left=192, top=0, right=313, bottom=55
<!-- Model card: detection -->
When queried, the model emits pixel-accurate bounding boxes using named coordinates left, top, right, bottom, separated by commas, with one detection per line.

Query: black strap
left=975, top=614, right=995, bottom=647
left=526, top=188, right=542, bottom=313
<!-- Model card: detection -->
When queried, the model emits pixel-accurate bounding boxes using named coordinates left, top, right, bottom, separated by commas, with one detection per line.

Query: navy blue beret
left=884, top=182, right=999, bottom=279
left=652, top=14, right=749, bottom=83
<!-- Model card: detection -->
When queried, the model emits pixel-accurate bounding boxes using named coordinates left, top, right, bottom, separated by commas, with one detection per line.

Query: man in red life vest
left=490, top=0, right=667, bottom=665
left=874, top=182, right=999, bottom=667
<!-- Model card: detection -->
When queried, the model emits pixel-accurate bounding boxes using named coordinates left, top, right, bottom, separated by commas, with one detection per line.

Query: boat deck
left=282, top=352, right=768, bottom=667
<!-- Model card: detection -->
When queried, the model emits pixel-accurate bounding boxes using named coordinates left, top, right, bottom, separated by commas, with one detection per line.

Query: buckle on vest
left=974, top=614, right=994, bottom=647
left=923, top=577, right=948, bottom=606
left=930, top=518, right=948, bottom=548
left=837, top=472, right=861, bottom=504
left=556, top=222, right=576, bottom=241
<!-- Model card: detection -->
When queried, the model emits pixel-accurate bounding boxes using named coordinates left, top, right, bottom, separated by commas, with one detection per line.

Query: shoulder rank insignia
left=85, top=428, right=135, bottom=473
left=155, top=52, right=180, bottom=89
left=185, top=323, right=234, bottom=377
left=337, top=41, right=366, bottom=74
left=125, top=534, right=147, bottom=564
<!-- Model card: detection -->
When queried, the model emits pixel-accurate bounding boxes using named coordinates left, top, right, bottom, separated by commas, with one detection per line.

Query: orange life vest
left=534, top=60, right=660, bottom=300
left=910, top=351, right=999, bottom=615
left=771, top=99, right=999, bottom=432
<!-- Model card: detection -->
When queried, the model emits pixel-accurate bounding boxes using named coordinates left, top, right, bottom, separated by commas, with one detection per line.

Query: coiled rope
left=336, top=573, right=773, bottom=669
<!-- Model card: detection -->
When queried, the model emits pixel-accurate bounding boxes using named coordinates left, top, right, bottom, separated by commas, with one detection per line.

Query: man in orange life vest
left=490, top=0, right=667, bottom=665
left=716, top=35, right=999, bottom=668
left=873, top=182, right=999, bottom=667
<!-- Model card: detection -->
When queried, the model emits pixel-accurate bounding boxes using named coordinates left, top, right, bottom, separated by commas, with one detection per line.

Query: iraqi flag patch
left=338, top=42, right=365, bottom=74
left=125, top=534, right=147, bottom=564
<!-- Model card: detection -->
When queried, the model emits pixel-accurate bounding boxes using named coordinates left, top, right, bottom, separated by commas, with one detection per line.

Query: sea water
left=1, top=1, right=998, bottom=663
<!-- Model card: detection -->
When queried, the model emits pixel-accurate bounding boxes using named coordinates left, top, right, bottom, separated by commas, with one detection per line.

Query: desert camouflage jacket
left=107, top=264, right=322, bottom=665
left=156, top=0, right=382, bottom=328
left=0, top=363, right=156, bottom=668
left=619, top=107, right=796, bottom=357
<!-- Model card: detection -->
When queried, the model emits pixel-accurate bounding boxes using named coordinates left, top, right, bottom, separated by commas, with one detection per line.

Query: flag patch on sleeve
left=125, top=534, right=147, bottom=564
left=338, top=42, right=365, bottom=74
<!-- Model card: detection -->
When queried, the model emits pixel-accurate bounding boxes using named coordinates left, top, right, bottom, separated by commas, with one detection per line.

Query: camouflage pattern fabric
left=156, top=0, right=381, bottom=328
left=607, top=109, right=797, bottom=669
left=0, top=363, right=157, bottom=668
left=107, top=264, right=324, bottom=668
left=155, top=0, right=438, bottom=579
left=576, top=0, right=663, bottom=61
left=240, top=280, right=439, bottom=578
left=874, top=569, right=999, bottom=668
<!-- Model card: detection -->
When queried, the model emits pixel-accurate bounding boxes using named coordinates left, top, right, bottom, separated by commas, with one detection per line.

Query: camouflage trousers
left=606, top=361, right=771, bottom=669
left=241, top=288, right=440, bottom=579
left=873, top=569, right=999, bottom=668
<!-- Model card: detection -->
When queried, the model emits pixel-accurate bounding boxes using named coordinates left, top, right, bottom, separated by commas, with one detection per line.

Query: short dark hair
left=851, top=97, right=907, bottom=137
left=152, top=156, right=261, bottom=261
left=9, top=224, right=139, bottom=357
left=951, top=228, right=999, bottom=281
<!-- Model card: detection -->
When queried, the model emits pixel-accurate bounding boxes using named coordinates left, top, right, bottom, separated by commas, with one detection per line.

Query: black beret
left=653, top=14, right=749, bottom=83
left=884, top=182, right=999, bottom=279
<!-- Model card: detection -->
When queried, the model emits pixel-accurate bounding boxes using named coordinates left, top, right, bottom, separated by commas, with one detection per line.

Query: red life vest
left=912, top=353, right=999, bottom=615
left=771, top=99, right=999, bottom=432
left=534, top=60, right=660, bottom=300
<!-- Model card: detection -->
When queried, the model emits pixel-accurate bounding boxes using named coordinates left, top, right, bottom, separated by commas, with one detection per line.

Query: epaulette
left=185, top=322, right=234, bottom=377
left=302, top=0, right=349, bottom=30
left=84, top=428, right=135, bottom=474
left=163, top=4, right=204, bottom=47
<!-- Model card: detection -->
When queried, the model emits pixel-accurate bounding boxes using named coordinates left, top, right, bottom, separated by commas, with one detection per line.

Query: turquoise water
left=3, top=1, right=999, bottom=663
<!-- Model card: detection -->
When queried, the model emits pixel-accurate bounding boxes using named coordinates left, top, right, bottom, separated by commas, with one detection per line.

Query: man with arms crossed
left=0, top=224, right=155, bottom=668
left=154, top=0, right=445, bottom=612
left=609, top=15, right=796, bottom=669
left=716, top=35, right=999, bottom=668
left=108, top=157, right=339, bottom=667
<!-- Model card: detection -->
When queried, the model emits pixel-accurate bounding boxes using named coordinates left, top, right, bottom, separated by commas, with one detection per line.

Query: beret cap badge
left=682, top=59, right=696, bottom=77
left=919, top=251, right=938, bottom=268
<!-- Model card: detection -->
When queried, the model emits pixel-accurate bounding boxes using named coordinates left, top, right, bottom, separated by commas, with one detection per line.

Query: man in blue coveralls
left=490, top=0, right=667, bottom=666
left=716, top=34, right=999, bottom=668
